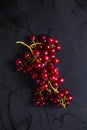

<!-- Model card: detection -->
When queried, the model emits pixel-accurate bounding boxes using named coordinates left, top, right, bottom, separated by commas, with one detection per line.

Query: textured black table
left=0, top=0, right=87, bottom=130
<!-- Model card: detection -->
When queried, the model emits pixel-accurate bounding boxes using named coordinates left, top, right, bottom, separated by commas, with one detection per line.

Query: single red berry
left=16, top=59, right=22, bottom=66
left=24, top=52, right=30, bottom=59
left=43, top=55, right=49, bottom=62
left=49, top=48, right=55, bottom=53
left=58, top=77, right=64, bottom=84
left=49, top=53, right=55, bottom=59
left=55, top=45, right=61, bottom=51
left=40, top=34, right=47, bottom=42
left=52, top=81, right=58, bottom=87
left=47, top=37, right=54, bottom=44
left=41, top=83, right=48, bottom=89
left=26, top=65, right=32, bottom=72
left=17, top=66, right=22, bottom=71
left=49, top=75, right=56, bottom=81
left=44, top=45, right=50, bottom=50
left=62, top=88, right=69, bottom=95
left=67, top=95, right=73, bottom=101
left=52, top=58, right=59, bottom=64
left=29, top=34, right=36, bottom=41
left=42, top=71, right=48, bottom=79
left=53, top=38, right=59, bottom=45
left=33, top=49, right=40, bottom=57
left=31, top=73, right=37, bottom=79
left=58, top=92, right=64, bottom=98
left=42, top=50, right=48, bottom=55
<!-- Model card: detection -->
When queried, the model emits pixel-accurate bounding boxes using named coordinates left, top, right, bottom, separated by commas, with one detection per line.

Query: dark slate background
left=0, top=0, right=87, bottom=130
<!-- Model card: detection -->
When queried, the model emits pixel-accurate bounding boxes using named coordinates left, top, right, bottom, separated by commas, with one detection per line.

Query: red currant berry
left=42, top=50, right=48, bottom=55
left=29, top=34, right=36, bottom=41
left=62, top=88, right=69, bottom=95
left=42, top=71, right=48, bottom=79
left=40, top=34, right=47, bottom=42
left=17, top=66, right=22, bottom=71
left=24, top=52, right=30, bottom=59
left=16, top=59, right=22, bottom=66
left=47, top=37, right=54, bottom=44
left=26, top=65, right=32, bottom=72
left=52, top=81, right=58, bottom=87
left=49, top=48, right=55, bottom=53
left=44, top=45, right=50, bottom=50
left=58, top=77, right=64, bottom=84
left=49, top=53, right=55, bottom=59
left=55, top=45, right=61, bottom=51
left=31, top=73, right=37, bottom=79
left=58, top=92, right=64, bottom=98
left=53, top=38, right=58, bottom=45
left=67, top=95, right=73, bottom=101
left=33, top=49, right=40, bottom=57
left=52, top=58, right=59, bottom=64
left=41, top=83, right=48, bottom=89
left=49, top=75, right=56, bottom=81
left=42, top=55, right=49, bottom=62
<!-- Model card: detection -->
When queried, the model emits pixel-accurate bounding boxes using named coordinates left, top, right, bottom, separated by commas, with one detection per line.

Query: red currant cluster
left=16, top=34, right=73, bottom=108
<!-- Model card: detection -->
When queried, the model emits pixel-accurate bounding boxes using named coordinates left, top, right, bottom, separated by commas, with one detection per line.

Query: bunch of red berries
left=16, top=34, right=73, bottom=108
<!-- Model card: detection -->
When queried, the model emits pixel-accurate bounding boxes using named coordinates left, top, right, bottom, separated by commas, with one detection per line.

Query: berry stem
left=16, top=41, right=34, bottom=55
left=48, top=80, right=58, bottom=93
left=61, top=98, right=66, bottom=108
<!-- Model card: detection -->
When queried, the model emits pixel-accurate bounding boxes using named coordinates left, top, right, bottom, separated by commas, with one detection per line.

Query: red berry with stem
left=29, top=34, right=36, bottom=41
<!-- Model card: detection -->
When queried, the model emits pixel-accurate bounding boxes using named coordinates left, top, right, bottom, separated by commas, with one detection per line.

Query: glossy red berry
left=67, top=95, right=73, bottom=101
left=49, top=75, right=56, bottom=81
left=52, top=58, right=59, bottom=64
left=29, top=34, right=36, bottom=41
left=16, top=59, right=22, bottom=66
left=62, top=89, right=69, bottom=95
left=55, top=45, right=61, bottom=51
left=41, top=83, right=48, bottom=89
left=24, top=52, right=30, bottom=59
left=47, top=37, right=54, bottom=44
left=43, top=55, right=49, bottom=62
left=58, top=92, right=64, bottom=98
left=42, top=71, right=48, bottom=79
left=53, top=38, right=58, bottom=45
left=40, top=34, right=47, bottom=42
left=33, top=49, right=40, bottom=57
left=58, top=77, right=64, bottom=84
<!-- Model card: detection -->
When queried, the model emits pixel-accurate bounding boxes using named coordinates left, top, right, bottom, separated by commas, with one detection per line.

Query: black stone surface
left=0, top=0, right=87, bottom=130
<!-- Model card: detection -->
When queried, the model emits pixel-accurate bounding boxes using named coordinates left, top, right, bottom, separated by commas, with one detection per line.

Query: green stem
left=48, top=80, right=58, bottom=93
